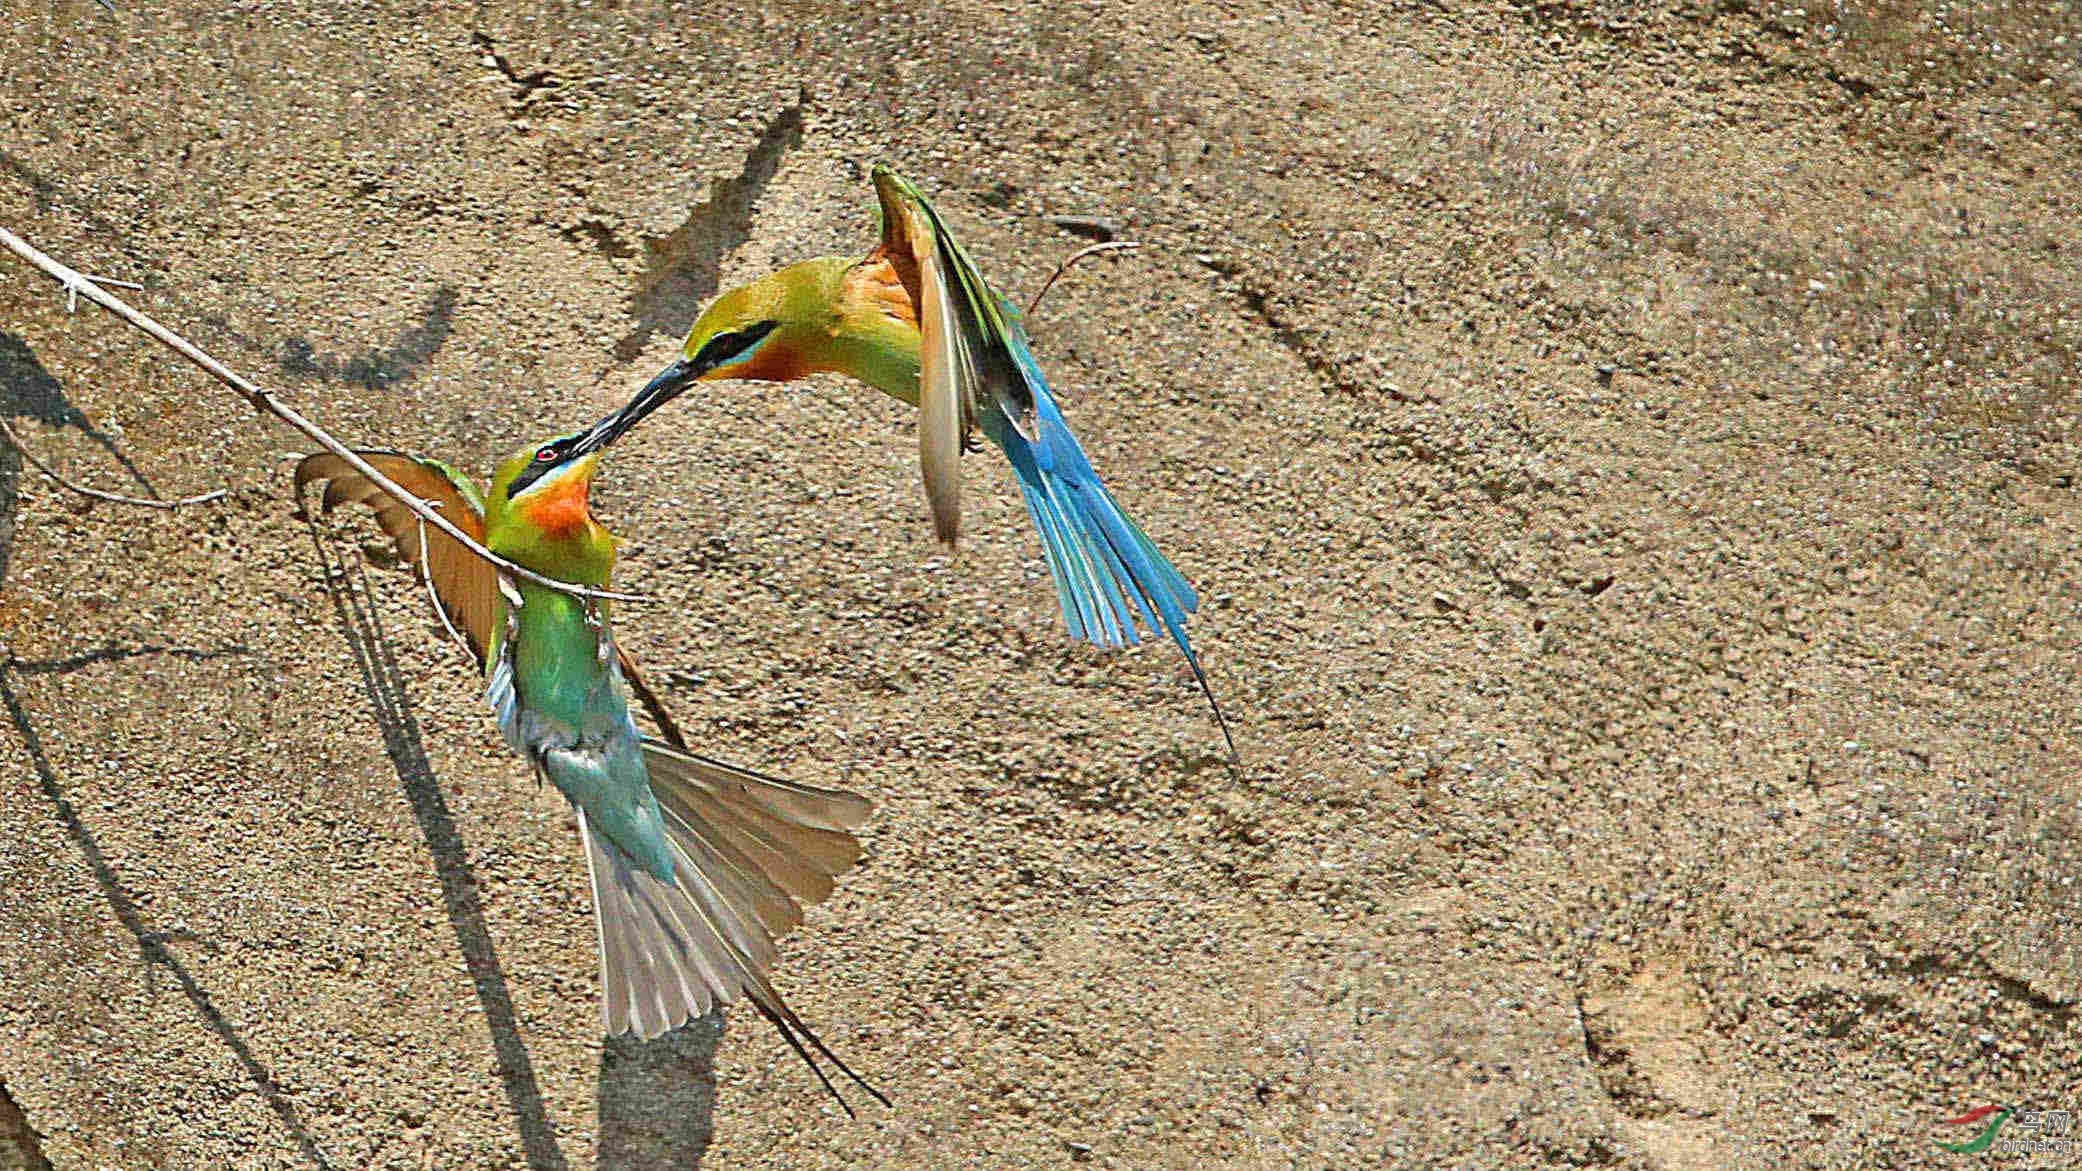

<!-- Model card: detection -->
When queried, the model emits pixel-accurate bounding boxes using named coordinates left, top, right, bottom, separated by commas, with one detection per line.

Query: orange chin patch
left=733, top=339, right=810, bottom=383
left=522, top=476, right=592, bottom=539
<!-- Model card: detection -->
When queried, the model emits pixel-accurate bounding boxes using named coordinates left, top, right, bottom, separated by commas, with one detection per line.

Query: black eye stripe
left=506, top=437, right=578, bottom=499
left=693, top=320, right=777, bottom=369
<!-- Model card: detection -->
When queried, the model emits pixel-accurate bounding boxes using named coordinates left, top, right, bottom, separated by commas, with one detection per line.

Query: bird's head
left=489, top=431, right=607, bottom=543
left=677, top=275, right=808, bottom=383
left=582, top=261, right=857, bottom=449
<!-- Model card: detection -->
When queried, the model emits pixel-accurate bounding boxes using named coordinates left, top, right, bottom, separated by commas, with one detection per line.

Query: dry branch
left=1027, top=240, right=1142, bottom=316
left=0, top=226, right=648, bottom=605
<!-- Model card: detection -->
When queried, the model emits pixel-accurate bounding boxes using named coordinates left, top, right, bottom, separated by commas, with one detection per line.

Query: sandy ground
left=3, top=0, right=2080, bottom=1167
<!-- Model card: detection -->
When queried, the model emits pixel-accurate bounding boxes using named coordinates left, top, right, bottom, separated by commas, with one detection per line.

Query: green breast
left=508, top=586, right=617, bottom=732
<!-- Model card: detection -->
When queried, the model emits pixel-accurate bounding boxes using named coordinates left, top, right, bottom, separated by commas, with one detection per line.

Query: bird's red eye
left=535, top=447, right=557, bottom=461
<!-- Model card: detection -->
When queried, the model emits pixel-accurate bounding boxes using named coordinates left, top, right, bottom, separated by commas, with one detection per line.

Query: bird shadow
left=301, top=522, right=570, bottom=1171
left=279, top=288, right=458, bottom=389
left=597, top=1016, right=722, bottom=1169
left=0, top=646, right=330, bottom=1169
left=608, top=101, right=803, bottom=365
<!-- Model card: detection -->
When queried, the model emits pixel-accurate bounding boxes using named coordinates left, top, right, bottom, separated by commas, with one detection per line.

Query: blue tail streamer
left=988, top=356, right=1237, bottom=761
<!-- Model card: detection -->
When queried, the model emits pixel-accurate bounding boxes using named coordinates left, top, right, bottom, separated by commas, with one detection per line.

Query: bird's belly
left=507, top=592, right=617, bottom=727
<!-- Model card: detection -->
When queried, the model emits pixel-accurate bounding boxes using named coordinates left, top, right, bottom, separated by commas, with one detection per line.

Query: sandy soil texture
left=3, top=0, right=2080, bottom=1167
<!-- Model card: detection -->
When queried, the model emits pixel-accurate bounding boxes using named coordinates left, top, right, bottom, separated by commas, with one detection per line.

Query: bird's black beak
left=579, top=356, right=701, bottom=453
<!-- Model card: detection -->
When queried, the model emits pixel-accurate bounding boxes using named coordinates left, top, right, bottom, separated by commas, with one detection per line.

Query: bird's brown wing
left=294, top=450, right=499, bottom=664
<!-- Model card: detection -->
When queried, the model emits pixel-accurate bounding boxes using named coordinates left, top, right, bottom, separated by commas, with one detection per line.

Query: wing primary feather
left=615, top=645, right=691, bottom=752
left=642, top=741, right=874, bottom=832
left=916, top=217, right=968, bottom=545
left=294, top=449, right=497, bottom=665
left=654, top=794, right=829, bottom=921
left=910, top=188, right=1037, bottom=438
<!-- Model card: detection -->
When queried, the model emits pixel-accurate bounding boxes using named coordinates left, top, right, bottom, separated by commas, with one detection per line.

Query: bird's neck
left=488, top=496, right=617, bottom=588
left=806, top=257, right=926, bottom=406
left=828, top=321, right=924, bottom=407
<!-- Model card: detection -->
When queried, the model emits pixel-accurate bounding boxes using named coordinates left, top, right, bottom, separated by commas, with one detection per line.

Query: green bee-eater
left=296, top=434, right=883, bottom=1111
left=594, top=165, right=1235, bottom=758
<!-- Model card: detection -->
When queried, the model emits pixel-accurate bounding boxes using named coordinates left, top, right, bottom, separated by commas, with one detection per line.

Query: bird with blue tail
left=598, top=164, right=1236, bottom=760
left=295, top=428, right=886, bottom=1115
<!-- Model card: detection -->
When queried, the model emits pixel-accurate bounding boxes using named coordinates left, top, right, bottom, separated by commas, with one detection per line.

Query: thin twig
left=414, top=508, right=476, bottom=657
left=0, top=226, right=648, bottom=605
left=1026, top=241, right=1142, bottom=316
left=0, top=416, right=226, bottom=510
left=67, top=274, right=141, bottom=314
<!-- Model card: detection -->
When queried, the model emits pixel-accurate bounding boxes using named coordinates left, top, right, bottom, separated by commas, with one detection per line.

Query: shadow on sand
left=0, top=328, right=325, bottom=1164
left=0, top=330, right=160, bottom=502
left=598, top=1017, right=722, bottom=1169
left=609, top=103, right=802, bottom=365
left=1, top=317, right=721, bottom=1166
left=0, top=330, right=164, bottom=584
left=304, top=525, right=573, bottom=1170
left=1, top=648, right=330, bottom=1169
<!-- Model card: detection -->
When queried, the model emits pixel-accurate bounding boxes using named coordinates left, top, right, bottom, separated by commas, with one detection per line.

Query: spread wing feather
left=586, top=740, right=885, bottom=1111
left=294, top=450, right=498, bottom=664
left=299, top=450, right=885, bottom=1107
left=295, top=449, right=693, bottom=750
left=868, top=167, right=1237, bottom=760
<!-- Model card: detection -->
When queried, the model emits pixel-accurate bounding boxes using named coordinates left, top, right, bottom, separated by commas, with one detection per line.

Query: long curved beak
left=580, top=356, right=701, bottom=452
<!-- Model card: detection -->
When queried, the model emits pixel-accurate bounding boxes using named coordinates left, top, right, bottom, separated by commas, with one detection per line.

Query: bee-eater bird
left=594, top=165, right=1236, bottom=760
left=296, top=434, right=885, bottom=1112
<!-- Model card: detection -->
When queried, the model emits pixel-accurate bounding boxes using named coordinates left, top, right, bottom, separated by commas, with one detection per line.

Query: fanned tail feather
left=995, top=388, right=1237, bottom=762
left=580, top=746, right=887, bottom=1115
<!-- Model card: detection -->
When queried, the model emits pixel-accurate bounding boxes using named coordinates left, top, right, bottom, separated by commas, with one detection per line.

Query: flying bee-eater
left=295, top=430, right=884, bottom=1112
left=595, top=165, right=1236, bottom=760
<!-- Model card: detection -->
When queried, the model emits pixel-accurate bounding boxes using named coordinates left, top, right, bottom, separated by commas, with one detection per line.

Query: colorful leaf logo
left=1936, top=1105, right=2012, bottom=1154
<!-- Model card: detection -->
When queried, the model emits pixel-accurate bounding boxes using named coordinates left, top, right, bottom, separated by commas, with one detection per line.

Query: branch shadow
left=0, top=651, right=331, bottom=1169
left=0, top=411, right=16, bottom=588
left=8, top=643, right=249, bottom=676
left=0, top=150, right=125, bottom=235
left=301, top=521, right=569, bottom=1171
left=1, top=330, right=158, bottom=495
